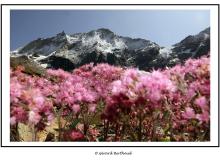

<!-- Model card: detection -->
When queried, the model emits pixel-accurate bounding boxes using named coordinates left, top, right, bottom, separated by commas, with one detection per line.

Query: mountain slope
left=11, top=27, right=210, bottom=71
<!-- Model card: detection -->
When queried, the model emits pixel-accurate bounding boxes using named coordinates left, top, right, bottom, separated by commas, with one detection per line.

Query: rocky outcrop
left=10, top=56, right=45, bottom=75
left=172, top=27, right=210, bottom=60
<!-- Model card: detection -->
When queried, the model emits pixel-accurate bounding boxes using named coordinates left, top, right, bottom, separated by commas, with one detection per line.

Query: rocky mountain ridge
left=11, top=27, right=210, bottom=71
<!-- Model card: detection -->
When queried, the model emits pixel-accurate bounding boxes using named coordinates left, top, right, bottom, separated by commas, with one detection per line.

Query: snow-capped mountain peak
left=11, top=27, right=210, bottom=71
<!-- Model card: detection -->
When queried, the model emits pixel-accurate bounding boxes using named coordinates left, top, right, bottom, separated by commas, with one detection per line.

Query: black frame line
left=0, top=3, right=219, bottom=148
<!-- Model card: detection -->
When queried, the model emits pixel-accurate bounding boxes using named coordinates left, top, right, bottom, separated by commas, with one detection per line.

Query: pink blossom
left=10, top=117, right=16, bottom=125
left=74, top=92, right=83, bottom=102
left=194, top=96, right=207, bottom=109
left=71, top=104, right=80, bottom=113
left=10, top=79, right=22, bottom=103
left=148, top=90, right=161, bottom=102
left=47, top=68, right=71, bottom=79
left=69, top=130, right=84, bottom=141
left=33, top=95, right=45, bottom=107
left=28, top=111, right=41, bottom=125
left=111, top=80, right=123, bottom=95
left=46, top=113, right=54, bottom=124
left=10, top=106, right=27, bottom=124
left=196, top=111, right=209, bottom=123
left=88, top=103, right=96, bottom=113
left=186, top=88, right=196, bottom=100
left=182, top=107, right=196, bottom=119
left=10, top=56, right=210, bottom=141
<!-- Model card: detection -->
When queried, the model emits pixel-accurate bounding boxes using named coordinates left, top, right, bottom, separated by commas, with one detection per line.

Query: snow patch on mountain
left=159, top=46, right=173, bottom=59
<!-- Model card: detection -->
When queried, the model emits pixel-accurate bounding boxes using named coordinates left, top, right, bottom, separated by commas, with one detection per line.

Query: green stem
left=31, top=125, right=37, bottom=141
left=16, top=124, right=20, bottom=141
left=138, top=111, right=142, bottom=141
left=57, top=107, right=63, bottom=141
left=10, top=124, right=20, bottom=141
left=114, top=123, right=119, bottom=141
left=104, top=120, right=109, bottom=141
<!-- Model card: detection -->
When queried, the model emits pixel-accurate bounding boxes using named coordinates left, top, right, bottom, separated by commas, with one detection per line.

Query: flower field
left=10, top=56, right=210, bottom=142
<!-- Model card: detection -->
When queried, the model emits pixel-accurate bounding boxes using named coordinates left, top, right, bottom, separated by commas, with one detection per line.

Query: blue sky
left=10, top=10, right=210, bottom=50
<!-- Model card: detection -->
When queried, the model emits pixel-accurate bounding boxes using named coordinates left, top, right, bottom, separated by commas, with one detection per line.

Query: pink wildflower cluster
left=10, top=67, right=54, bottom=130
left=46, top=63, right=122, bottom=114
left=102, top=68, right=176, bottom=122
left=10, top=56, right=210, bottom=142
left=164, top=57, right=210, bottom=140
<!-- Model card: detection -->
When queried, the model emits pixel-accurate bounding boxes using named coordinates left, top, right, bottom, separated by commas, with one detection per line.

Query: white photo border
left=1, top=4, right=219, bottom=147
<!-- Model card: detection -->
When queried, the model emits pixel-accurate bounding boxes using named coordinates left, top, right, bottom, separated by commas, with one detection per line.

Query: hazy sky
left=10, top=10, right=210, bottom=50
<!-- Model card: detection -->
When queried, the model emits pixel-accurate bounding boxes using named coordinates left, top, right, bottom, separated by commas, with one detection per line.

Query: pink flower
left=74, top=92, right=83, bottom=102
left=151, top=70, right=164, bottom=80
left=194, top=96, right=207, bottom=109
left=46, top=113, right=54, bottom=124
left=111, top=80, right=123, bottom=95
left=33, top=95, right=45, bottom=107
left=186, top=88, right=196, bottom=100
left=148, top=90, right=161, bottom=102
left=10, top=106, right=27, bottom=124
left=196, top=111, right=209, bottom=123
left=71, top=104, right=80, bottom=113
left=47, top=69, right=71, bottom=79
left=88, top=103, right=96, bottom=113
left=123, top=68, right=139, bottom=80
left=10, top=79, right=22, bottom=103
left=182, top=107, right=196, bottom=119
left=83, top=93, right=95, bottom=102
left=127, top=89, right=137, bottom=100
left=10, top=117, right=16, bottom=125
left=69, top=130, right=84, bottom=141
left=28, top=111, right=41, bottom=125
